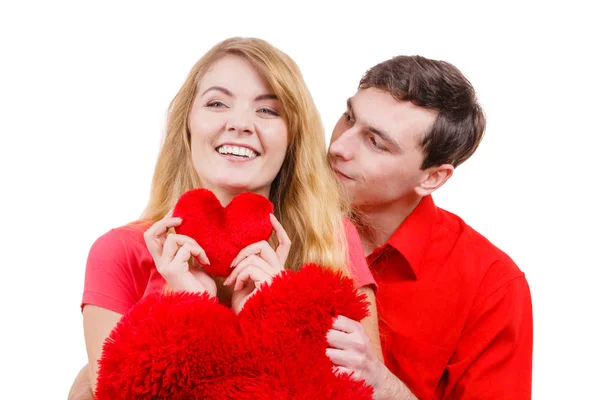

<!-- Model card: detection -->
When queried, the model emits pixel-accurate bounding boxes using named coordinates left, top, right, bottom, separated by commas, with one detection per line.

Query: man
left=325, top=55, right=533, bottom=399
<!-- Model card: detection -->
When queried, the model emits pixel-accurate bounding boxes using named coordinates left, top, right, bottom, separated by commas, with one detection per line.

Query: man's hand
left=326, top=315, right=384, bottom=384
left=326, top=315, right=417, bottom=400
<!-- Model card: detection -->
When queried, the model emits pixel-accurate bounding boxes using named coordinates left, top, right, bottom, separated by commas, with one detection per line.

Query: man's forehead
left=351, top=88, right=437, bottom=141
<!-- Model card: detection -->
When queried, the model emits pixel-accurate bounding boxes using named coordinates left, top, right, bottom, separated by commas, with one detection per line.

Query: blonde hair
left=141, top=37, right=349, bottom=273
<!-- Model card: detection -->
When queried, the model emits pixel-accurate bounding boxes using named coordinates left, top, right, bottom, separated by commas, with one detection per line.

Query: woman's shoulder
left=87, top=220, right=154, bottom=269
left=112, top=220, right=152, bottom=238
left=92, top=220, right=151, bottom=249
left=341, top=218, right=377, bottom=290
left=342, top=217, right=360, bottom=239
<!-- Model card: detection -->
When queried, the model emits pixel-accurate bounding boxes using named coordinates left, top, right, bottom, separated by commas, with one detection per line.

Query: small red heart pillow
left=172, top=189, right=274, bottom=278
left=95, top=264, right=374, bottom=399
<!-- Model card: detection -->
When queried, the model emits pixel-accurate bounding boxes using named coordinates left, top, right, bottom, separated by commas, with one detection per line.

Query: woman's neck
left=209, top=186, right=271, bottom=206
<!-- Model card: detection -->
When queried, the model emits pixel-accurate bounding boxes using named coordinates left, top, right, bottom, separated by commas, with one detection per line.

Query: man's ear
left=415, top=164, right=454, bottom=197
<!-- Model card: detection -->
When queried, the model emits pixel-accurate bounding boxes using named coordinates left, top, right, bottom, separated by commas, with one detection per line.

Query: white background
left=1, top=0, right=598, bottom=398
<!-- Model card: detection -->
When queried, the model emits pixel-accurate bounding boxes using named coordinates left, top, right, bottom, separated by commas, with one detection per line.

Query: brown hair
left=359, top=55, right=486, bottom=169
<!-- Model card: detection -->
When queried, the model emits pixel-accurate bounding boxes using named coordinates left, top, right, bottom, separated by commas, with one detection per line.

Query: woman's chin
left=214, top=180, right=269, bottom=196
left=198, top=175, right=271, bottom=202
left=220, top=179, right=253, bottom=190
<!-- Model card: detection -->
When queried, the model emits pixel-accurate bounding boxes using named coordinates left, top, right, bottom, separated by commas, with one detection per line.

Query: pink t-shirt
left=82, top=219, right=376, bottom=315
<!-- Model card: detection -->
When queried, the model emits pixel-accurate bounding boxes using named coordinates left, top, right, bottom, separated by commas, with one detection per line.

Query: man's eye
left=369, top=135, right=386, bottom=151
left=343, top=112, right=354, bottom=123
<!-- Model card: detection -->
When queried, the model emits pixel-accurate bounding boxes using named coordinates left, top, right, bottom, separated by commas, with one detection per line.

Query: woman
left=71, top=37, right=381, bottom=398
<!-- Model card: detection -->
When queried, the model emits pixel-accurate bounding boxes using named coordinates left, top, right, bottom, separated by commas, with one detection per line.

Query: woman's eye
left=206, top=101, right=226, bottom=108
left=258, top=108, right=279, bottom=116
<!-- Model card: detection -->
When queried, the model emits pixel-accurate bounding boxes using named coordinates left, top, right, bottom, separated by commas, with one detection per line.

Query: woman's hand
left=144, top=214, right=217, bottom=296
left=227, top=214, right=291, bottom=313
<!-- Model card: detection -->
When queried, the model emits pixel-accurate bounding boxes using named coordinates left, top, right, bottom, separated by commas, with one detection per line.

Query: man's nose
left=329, top=128, right=357, bottom=161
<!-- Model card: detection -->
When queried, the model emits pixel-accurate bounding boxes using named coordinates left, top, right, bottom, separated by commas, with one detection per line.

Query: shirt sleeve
left=443, top=266, right=533, bottom=399
left=343, top=219, right=377, bottom=291
left=81, top=227, right=151, bottom=315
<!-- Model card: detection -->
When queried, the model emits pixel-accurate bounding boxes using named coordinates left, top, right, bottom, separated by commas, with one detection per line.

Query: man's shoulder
left=435, top=205, right=524, bottom=282
left=437, top=203, right=522, bottom=268
left=432, top=205, right=530, bottom=324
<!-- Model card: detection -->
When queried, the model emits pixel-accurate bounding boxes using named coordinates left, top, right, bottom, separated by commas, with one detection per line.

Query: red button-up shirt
left=369, top=195, right=532, bottom=399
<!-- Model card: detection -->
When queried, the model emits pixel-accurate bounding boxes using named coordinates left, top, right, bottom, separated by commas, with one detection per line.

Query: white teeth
left=217, top=145, right=257, bottom=158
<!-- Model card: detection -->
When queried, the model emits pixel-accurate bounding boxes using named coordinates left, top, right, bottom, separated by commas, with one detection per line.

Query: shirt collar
left=386, top=195, right=438, bottom=279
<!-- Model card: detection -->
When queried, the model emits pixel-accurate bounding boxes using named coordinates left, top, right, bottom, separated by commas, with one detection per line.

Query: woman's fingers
left=161, top=234, right=204, bottom=262
left=225, top=255, right=273, bottom=287
left=230, top=240, right=279, bottom=268
left=143, top=216, right=182, bottom=259
left=232, top=264, right=272, bottom=291
left=270, top=214, right=291, bottom=263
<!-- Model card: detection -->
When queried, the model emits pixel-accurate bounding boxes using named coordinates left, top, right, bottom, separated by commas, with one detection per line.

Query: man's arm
left=326, top=316, right=417, bottom=400
left=372, top=364, right=417, bottom=400
left=444, top=274, right=533, bottom=399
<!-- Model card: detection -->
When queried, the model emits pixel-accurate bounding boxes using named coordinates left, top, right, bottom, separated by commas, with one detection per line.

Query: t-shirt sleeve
left=81, top=228, right=151, bottom=315
left=343, top=219, right=377, bottom=291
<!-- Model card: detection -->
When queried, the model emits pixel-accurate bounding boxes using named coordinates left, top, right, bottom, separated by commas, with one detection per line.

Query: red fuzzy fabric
left=96, top=264, right=374, bottom=399
left=172, top=188, right=274, bottom=277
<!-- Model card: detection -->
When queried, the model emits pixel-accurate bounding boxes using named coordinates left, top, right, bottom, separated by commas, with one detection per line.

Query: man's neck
left=355, top=194, right=423, bottom=256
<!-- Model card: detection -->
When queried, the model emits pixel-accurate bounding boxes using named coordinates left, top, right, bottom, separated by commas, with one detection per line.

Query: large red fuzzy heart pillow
left=172, top=188, right=274, bottom=277
left=95, top=264, right=374, bottom=399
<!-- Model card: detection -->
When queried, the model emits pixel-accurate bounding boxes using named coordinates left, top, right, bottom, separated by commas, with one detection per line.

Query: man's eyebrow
left=346, top=98, right=355, bottom=116
left=201, top=86, right=233, bottom=97
left=347, top=97, right=402, bottom=151
left=369, top=125, right=401, bottom=151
